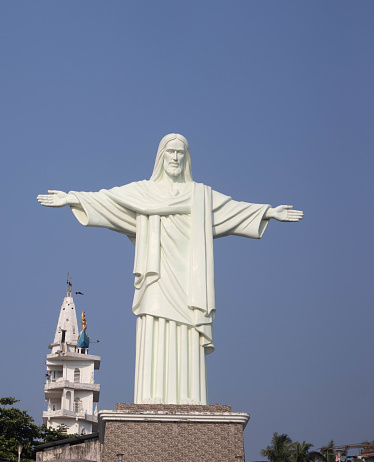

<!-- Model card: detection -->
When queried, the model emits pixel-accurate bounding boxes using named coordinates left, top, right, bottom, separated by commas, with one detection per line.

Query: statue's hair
left=150, top=133, right=193, bottom=182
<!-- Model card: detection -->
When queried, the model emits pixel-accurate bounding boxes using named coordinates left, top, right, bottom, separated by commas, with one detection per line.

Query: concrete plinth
left=98, top=404, right=250, bottom=462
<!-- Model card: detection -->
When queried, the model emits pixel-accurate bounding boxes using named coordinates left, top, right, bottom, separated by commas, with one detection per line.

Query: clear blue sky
left=1, top=1, right=373, bottom=460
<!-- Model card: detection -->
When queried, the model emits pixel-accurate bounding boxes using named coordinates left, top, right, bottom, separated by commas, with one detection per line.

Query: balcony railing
left=42, top=409, right=97, bottom=422
left=45, top=380, right=99, bottom=392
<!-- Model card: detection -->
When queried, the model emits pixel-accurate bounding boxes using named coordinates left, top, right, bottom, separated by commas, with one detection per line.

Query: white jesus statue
left=37, top=133, right=303, bottom=405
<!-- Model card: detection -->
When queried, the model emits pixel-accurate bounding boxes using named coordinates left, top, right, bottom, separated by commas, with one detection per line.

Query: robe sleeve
left=211, top=190, right=271, bottom=239
left=68, top=189, right=137, bottom=241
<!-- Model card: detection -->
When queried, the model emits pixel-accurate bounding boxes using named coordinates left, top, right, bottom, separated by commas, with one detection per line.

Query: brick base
left=99, top=404, right=249, bottom=462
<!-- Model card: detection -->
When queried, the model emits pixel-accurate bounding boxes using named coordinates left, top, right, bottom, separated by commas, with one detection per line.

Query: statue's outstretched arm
left=264, top=205, right=303, bottom=222
left=37, top=190, right=80, bottom=207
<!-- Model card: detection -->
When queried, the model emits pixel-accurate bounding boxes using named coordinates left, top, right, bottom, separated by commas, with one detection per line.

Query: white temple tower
left=43, top=277, right=101, bottom=435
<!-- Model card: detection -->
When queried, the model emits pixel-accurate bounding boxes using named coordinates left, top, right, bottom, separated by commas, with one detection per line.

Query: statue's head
left=150, top=133, right=193, bottom=182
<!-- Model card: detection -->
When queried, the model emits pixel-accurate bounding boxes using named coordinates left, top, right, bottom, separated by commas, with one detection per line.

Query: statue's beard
left=165, top=164, right=183, bottom=178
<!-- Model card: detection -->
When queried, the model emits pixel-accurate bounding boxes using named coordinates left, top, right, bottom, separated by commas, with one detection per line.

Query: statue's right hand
left=37, top=190, right=68, bottom=207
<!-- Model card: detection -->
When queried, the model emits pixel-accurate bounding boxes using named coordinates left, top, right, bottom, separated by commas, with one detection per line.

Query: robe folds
left=69, top=180, right=270, bottom=404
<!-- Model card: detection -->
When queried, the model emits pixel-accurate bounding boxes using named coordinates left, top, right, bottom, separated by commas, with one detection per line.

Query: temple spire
left=53, top=278, right=79, bottom=347
left=44, top=279, right=101, bottom=435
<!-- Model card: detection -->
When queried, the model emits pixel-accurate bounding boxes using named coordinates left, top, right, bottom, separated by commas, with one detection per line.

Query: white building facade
left=43, top=279, right=101, bottom=435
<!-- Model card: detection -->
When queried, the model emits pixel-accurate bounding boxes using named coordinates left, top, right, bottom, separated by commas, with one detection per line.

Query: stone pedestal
left=98, top=404, right=249, bottom=462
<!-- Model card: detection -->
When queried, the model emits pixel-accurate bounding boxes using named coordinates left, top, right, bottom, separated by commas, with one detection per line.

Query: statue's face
left=163, top=139, right=186, bottom=178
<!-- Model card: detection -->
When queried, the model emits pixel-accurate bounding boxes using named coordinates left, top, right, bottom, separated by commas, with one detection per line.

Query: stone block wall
left=102, top=404, right=246, bottom=462
left=36, top=438, right=101, bottom=462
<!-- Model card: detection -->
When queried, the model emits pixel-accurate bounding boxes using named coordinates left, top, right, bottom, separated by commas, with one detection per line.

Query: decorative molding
left=98, top=409, right=250, bottom=443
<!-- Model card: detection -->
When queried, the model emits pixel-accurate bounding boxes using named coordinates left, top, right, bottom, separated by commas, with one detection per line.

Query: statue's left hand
left=37, top=190, right=69, bottom=207
left=267, top=205, right=304, bottom=222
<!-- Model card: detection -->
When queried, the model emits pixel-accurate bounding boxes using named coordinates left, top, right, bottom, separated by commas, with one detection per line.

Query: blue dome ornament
left=77, top=328, right=89, bottom=349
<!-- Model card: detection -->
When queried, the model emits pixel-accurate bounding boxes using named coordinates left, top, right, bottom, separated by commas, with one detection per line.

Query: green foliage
left=291, top=441, right=326, bottom=462
left=0, top=398, right=20, bottom=407
left=261, top=433, right=293, bottom=462
left=262, top=433, right=326, bottom=462
left=0, top=397, right=66, bottom=461
left=38, top=425, right=67, bottom=444
left=321, top=440, right=336, bottom=462
left=0, top=397, right=40, bottom=461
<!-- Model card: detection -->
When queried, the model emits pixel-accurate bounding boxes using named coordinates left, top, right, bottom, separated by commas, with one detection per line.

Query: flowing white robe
left=69, top=180, right=270, bottom=404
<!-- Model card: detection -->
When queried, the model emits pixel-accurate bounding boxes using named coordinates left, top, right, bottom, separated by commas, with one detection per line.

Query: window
left=74, top=368, right=80, bottom=383
left=73, top=398, right=82, bottom=413
left=65, top=391, right=72, bottom=411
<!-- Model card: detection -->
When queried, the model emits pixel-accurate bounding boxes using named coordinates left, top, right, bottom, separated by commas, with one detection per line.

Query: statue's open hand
left=271, top=205, right=304, bottom=222
left=37, top=190, right=68, bottom=207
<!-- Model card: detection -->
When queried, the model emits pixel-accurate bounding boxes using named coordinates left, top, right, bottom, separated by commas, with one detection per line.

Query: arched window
left=74, top=368, right=80, bottom=383
left=65, top=391, right=72, bottom=411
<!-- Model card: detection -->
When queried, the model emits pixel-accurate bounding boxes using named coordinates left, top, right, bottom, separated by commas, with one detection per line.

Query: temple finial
left=78, top=311, right=90, bottom=350
left=81, top=311, right=87, bottom=332
left=66, top=274, right=72, bottom=297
